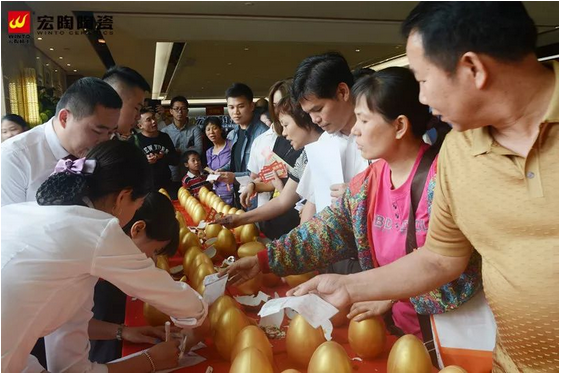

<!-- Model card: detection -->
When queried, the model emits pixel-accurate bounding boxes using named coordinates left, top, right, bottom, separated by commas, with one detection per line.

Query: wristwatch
left=116, top=324, right=125, bottom=341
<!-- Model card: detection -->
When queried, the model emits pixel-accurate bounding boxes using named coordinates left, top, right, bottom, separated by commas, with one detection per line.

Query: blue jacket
left=226, top=115, right=268, bottom=177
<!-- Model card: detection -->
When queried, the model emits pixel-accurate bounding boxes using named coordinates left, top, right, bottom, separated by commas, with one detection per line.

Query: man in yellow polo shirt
left=289, top=2, right=558, bottom=372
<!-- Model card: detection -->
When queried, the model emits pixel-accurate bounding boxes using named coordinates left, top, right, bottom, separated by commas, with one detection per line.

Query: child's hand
left=147, top=153, right=157, bottom=164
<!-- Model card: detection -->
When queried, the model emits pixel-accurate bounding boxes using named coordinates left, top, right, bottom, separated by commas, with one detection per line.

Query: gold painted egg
left=214, top=307, right=250, bottom=360
left=215, top=228, right=237, bottom=257
left=348, top=317, right=386, bottom=359
left=230, top=346, right=273, bottom=373
left=286, top=314, right=326, bottom=368
left=387, top=334, right=433, bottom=373
left=308, top=341, right=352, bottom=373
left=237, top=241, right=266, bottom=258
left=231, top=325, right=274, bottom=364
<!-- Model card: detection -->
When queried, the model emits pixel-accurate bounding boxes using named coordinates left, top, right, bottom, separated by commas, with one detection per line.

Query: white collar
left=45, top=118, right=71, bottom=159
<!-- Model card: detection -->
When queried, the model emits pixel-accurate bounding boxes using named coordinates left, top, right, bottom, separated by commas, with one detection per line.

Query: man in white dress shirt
left=1, top=77, right=122, bottom=206
left=291, top=52, right=369, bottom=222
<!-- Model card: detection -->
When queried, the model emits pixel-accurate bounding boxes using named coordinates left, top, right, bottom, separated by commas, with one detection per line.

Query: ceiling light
left=55, top=69, right=58, bottom=72
left=355, top=49, right=361, bottom=53
left=73, top=69, right=77, bottom=72
left=59, top=57, right=63, bottom=59
left=244, top=47, right=249, bottom=51
left=36, top=57, right=40, bottom=60
left=67, top=63, right=71, bottom=66
left=216, top=73, right=221, bottom=76
left=244, top=2, right=254, bottom=5
left=227, top=62, right=232, bottom=65
left=45, top=63, right=49, bottom=66
left=152, top=42, right=174, bottom=99
left=49, top=47, right=54, bottom=51
left=98, top=38, right=106, bottom=44
left=37, top=37, right=43, bottom=41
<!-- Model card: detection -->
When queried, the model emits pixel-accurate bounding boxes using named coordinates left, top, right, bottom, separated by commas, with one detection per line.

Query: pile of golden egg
left=177, top=187, right=207, bottom=225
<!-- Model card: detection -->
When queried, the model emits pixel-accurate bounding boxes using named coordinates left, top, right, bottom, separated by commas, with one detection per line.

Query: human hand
left=348, top=300, right=394, bottom=322
left=286, top=273, right=352, bottom=310
left=146, top=339, right=180, bottom=371
left=218, top=172, right=235, bottom=184
left=147, top=153, right=157, bottom=164
left=240, top=183, right=255, bottom=209
left=214, top=214, right=242, bottom=229
left=122, top=325, right=179, bottom=344
left=218, top=256, right=261, bottom=286
left=271, top=171, right=284, bottom=192
left=330, top=183, right=348, bottom=200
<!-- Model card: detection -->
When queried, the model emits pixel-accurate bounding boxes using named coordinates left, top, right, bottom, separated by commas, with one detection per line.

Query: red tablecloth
left=123, top=200, right=399, bottom=372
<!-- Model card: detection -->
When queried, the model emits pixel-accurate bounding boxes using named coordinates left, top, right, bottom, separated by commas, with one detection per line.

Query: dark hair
left=352, top=67, right=432, bottom=138
left=55, top=77, right=122, bottom=120
left=225, top=83, right=254, bottom=102
left=352, top=68, right=376, bottom=83
left=203, top=116, right=226, bottom=140
left=102, top=65, right=151, bottom=92
left=2, top=114, right=28, bottom=130
left=401, top=2, right=537, bottom=73
left=170, top=96, right=189, bottom=108
left=292, top=52, right=354, bottom=102
left=276, top=95, right=322, bottom=134
left=139, top=107, right=154, bottom=116
left=267, top=79, right=292, bottom=135
left=183, top=150, right=201, bottom=164
left=36, top=140, right=152, bottom=206
left=122, top=192, right=179, bottom=257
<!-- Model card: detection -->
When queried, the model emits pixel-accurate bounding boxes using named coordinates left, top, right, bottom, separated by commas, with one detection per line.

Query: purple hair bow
left=52, top=157, right=97, bottom=176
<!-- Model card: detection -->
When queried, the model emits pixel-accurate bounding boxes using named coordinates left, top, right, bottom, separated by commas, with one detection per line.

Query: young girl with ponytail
left=2, top=140, right=207, bottom=373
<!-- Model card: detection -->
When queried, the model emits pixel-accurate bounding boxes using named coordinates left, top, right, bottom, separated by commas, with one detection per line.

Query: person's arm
left=162, top=134, right=180, bottom=166
left=299, top=200, right=316, bottom=223
left=91, top=221, right=207, bottom=328
left=1, top=147, right=29, bottom=206
left=190, top=126, right=204, bottom=156
left=88, top=318, right=168, bottom=344
left=221, top=185, right=360, bottom=282
left=217, top=178, right=301, bottom=228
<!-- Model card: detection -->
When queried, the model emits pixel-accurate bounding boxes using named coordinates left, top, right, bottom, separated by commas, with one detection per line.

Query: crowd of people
left=1, top=2, right=558, bottom=373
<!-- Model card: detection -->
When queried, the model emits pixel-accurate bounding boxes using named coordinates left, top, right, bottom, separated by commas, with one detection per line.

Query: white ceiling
left=26, top=1, right=559, bottom=100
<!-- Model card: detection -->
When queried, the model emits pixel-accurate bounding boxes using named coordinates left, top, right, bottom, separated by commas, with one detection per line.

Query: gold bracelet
left=143, top=351, right=156, bottom=373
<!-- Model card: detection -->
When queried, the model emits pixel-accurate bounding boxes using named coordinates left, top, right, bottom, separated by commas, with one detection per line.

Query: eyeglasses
left=172, top=107, right=188, bottom=112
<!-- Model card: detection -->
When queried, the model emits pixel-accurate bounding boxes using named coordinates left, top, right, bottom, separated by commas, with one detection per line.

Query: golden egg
left=209, top=295, right=238, bottom=330
left=331, top=306, right=350, bottom=327
left=179, top=275, right=187, bottom=283
left=158, top=188, right=171, bottom=200
left=215, top=228, right=237, bottom=257
left=192, top=206, right=207, bottom=225
left=221, top=204, right=232, bottom=215
left=143, top=303, right=170, bottom=326
left=387, top=334, right=433, bottom=373
left=155, top=255, right=170, bottom=273
left=190, top=262, right=215, bottom=286
left=175, top=211, right=187, bottom=228
left=284, top=272, right=315, bottom=288
left=262, top=273, right=281, bottom=288
left=239, top=224, right=260, bottom=244
left=233, top=226, right=244, bottom=241
left=205, top=223, right=223, bottom=239
left=185, top=196, right=197, bottom=212
left=231, top=325, right=274, bottom=364
left=308, top=341, right=352, bottom=373
left=195, top=281, right=206, bottom=296
left=236, top=209, right=244, bottom=215
left=214, top=307, right=250, bottom=360
left=281, top=370, right=300, bottom=373
left=188, top=253, right=214, bottom=279
left=439, top=366, right=467, bottom=373
left=216, top=201, right=226, bottom=213
left=228, top=207, right=238, bottom=215
left=230, top=346, right=273, bottom=373
left=286, top=314, right=326, bottom=368
left=348, top=317, right=386, bottom=359
left=182, top=246, right=203, bottom=275
left=237, top=241, right=266, bottom=258
left=180, top=231, right=201, bottom=255
left=236, top=273, right=263, bottom=296
left=179, top=226, right=189, bottom=242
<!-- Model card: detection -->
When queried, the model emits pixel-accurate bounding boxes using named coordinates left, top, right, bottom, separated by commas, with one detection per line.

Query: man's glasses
left=172, top=107, right=188, bottom=112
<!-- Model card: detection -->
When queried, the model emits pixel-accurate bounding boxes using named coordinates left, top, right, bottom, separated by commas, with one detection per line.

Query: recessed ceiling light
left=73, top=69, right=77, bottom=72
left=45, top=63, right=49, bottom=66
left=244, top=47, right=249, bottom=51
left=97, top=38, right=106, bottom=44
left=216, top=73, right=221, bottom=76
left=55, top=69, right=58, bottom=72
left=355, top=49, right=361, bottom=53
left=49, top=47, right=54, bottom=51
left=244, top=2, right=254, bottom=5
left=227, top=62, right=232, bottom=65
left=37, top=37, right=43, bottom=41
left=36, top=57, right=40, bottom=60
left=59, top=57, right=63, bottom=59
left=67, top=63, right=71, bottom=66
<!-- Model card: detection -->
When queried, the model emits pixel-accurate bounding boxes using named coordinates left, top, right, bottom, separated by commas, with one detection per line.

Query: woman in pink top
left=222, top=67, right=480, bottom=340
